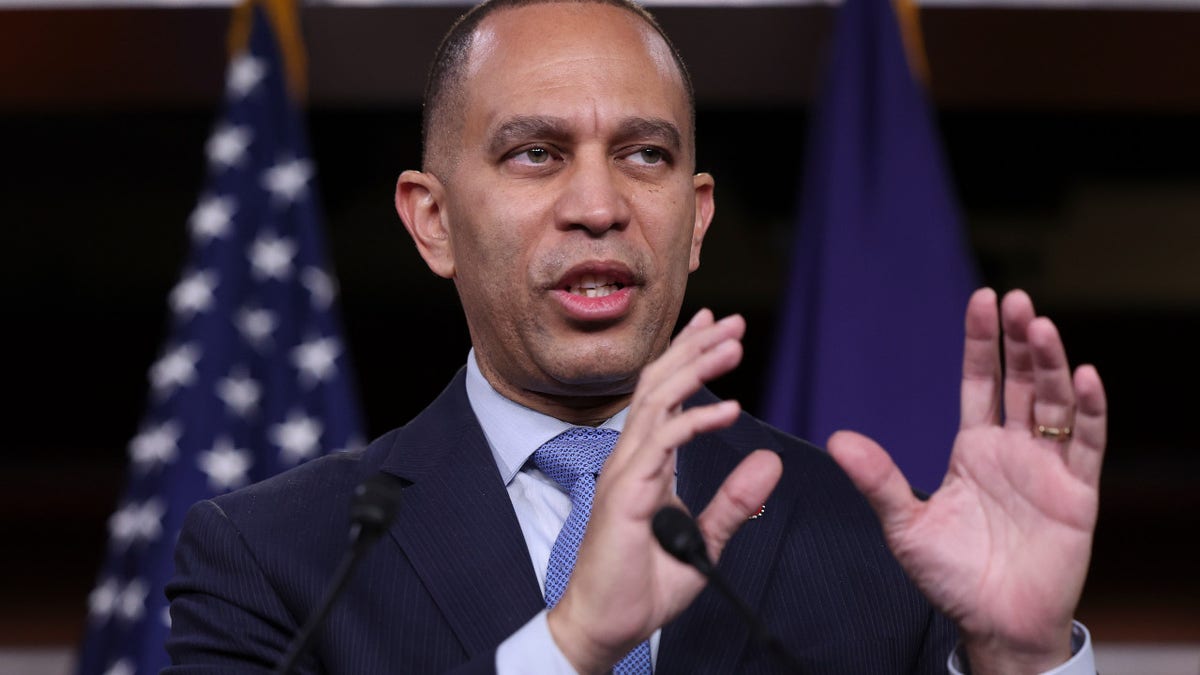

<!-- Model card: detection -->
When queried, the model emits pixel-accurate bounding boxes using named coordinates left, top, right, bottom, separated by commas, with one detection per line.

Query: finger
left=616, top=399, right=742, bottom=480
left=618, top=335, right=742, bottom=452
left=620, top=315, right=744, bottom=451
left=1029, top=317, right=1076, bottom=440
left=1000, top=289, right=1038, bottom=430
left=641, top=313, right=745, bottom=396
left=1066, top=365, right=1107, bottom=485
left=960, top=288, right=1002, bottom=429
left=826, top=430, right=919, bottom=535
left=636, top=338, right=743, bottom=427
left=673, top=307, right=715, bottom=342
left=696, top=449, right=783, bottom=563
left=613, top=312, right=746, bottom=477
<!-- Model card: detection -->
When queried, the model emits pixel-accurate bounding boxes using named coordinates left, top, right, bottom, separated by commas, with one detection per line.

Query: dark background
left=2, top=3, right=1198, bottom=648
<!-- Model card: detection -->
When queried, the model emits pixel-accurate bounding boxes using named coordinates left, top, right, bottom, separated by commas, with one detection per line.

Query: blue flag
left=76, top=6, right=363, bottom=674
left=764, top=0, right=976, bottom=493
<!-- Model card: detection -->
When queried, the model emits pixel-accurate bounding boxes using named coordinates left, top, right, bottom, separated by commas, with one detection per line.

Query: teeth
left=568, top=274, right=621, bottom=297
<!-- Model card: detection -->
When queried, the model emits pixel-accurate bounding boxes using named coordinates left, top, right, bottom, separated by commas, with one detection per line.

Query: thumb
left=696, top=449, right=782, bottom=562
left=827, top=430, right=918, bottom=535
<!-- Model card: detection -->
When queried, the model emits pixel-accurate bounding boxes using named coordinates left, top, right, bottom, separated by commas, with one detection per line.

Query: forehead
left=460, top=3, right=690, bottom=141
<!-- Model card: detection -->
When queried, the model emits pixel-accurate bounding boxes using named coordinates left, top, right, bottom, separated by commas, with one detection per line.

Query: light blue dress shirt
left=463, top=350, right=1094, bottom=675
left=464, top=351, right=655, bottom=674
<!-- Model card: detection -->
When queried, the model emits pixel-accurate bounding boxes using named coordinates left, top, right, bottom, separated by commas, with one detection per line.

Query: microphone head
left=351, top=472, right=407, bottom=536
left=652, top=506, right=713, bottom=575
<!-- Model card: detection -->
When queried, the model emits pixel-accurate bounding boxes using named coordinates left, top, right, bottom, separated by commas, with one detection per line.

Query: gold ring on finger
left=1035, top=424, right=1072, bottom=442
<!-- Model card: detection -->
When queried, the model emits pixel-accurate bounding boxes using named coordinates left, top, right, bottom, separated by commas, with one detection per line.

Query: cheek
left=637, top=190, right=695, bottom=265
left=451, top=200, right=539, bottom=300
left=457, top=176, right=566, bottom=271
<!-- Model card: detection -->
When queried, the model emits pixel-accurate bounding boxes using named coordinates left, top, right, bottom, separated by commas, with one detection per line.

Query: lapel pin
left=748, top=504, right=766, bottom=520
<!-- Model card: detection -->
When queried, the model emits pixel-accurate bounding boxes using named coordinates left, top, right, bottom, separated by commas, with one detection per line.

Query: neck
left=473, top=354, right=635, bottom=426
left=511, top=389, right=632, bottom=427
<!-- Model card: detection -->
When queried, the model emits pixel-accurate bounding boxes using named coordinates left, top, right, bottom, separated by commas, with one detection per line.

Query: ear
left=395, top=170, right=455, bottom=278
left=689, top=172, right=716, bottom=272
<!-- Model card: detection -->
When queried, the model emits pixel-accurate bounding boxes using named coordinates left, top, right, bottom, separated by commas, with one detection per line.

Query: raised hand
left=547, top=309, right=782, bottom=674
left=828, top=288, right=1107, bottom=673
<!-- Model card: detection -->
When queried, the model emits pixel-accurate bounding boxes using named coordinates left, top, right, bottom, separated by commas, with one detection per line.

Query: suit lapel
left=659, top=393, right=797, bottom=673
left=379, top=371, right=546, bottom=657
left=372, top=376, right=796, bottom=667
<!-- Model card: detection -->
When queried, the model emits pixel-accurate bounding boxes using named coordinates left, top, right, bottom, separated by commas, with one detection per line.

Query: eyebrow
left=612, top=117, right=683, bottom=154
left=486, top=116, right=572, bottom=157
left=485, top=115, right=684, bottom=156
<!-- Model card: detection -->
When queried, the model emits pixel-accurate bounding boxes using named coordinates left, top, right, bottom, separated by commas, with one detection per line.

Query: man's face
left=408, top=2, right=714, bottom=411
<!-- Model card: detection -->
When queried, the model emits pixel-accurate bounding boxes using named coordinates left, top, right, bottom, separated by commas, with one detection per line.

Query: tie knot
left=533, top=427, right=619, bottom=493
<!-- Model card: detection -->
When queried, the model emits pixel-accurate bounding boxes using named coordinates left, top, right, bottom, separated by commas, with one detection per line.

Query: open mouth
left=566, top=274, right=627, bottom=298
left=552, top=263, right=638, bottom=320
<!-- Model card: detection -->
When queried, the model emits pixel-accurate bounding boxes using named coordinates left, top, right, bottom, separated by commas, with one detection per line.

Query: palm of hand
left=829, top=289, right=1107, bottom=668
left=892, top=425, right=1097, bottom=648
left=548, top=311, right=782, bottom=673
left=567, top=459, right=703, bottom=648
left=569, top=387, right=783, bottom=655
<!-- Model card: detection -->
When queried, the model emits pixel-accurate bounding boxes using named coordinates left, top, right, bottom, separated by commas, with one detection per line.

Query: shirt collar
left=464, top=348, right=629, bottom=486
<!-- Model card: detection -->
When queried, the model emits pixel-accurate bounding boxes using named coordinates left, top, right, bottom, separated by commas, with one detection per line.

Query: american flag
left=76, top=6, right=364, bottom=674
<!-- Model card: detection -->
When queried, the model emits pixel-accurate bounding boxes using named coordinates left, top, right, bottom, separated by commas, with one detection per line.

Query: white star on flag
left=189, top=195, right=236, bottom=243
left=271, top=410, right=324, bottom=464
left=149, top=343, right=201, bottom=397
left=249, top=232, right=297, bottom=280
left=128, top=421, right=181, bottom=472
left=292, top=336, right=340, bottom=386
left=227, top=53, right=267, bottom=98
left=302, top=267, right=336, bottom=310
left=197, top=437, right=254, bottom=491
left=206, top=123, right=253, bottom=169
left=115, top=579, right=149, bottom=622
left=102, top=659, right=135, bottom=675
left=89, top=577, right=120, bottom=621
left=170, top=269, right=219, bottom=319
left=217, top=368, right=261, bottom=418
left=107, top=499, right=166, bottom=551
left=236, top=306, right=278, bottom=349
left=261, top=157, right=313, bottom=204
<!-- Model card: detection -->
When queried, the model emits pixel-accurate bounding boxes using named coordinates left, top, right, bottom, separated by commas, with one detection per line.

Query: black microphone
left=652, top=506, right=805, bottom=674
left=274, top=472, right=407, bottom=675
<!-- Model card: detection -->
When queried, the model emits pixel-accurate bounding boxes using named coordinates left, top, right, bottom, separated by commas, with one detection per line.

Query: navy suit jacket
left=166, top=369, right=955, bottom=673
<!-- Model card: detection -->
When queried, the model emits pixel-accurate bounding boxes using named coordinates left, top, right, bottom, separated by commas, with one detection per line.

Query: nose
left=555, top=150, right=631, bottom=236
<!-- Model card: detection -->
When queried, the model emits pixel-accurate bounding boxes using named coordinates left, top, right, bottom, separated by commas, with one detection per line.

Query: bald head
left=420, top=0, right=695, bottom=179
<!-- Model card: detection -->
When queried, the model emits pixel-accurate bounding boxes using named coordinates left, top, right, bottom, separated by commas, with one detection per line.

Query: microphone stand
left=652, top=505, right=805, bottom=674
left=274, top=473, right=406, bottom=675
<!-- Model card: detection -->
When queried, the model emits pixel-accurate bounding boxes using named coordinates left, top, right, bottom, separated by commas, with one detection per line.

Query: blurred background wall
left=1, top=1, right=1197, bottom=670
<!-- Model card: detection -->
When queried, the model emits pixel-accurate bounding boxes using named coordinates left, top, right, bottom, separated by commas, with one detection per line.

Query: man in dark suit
left=167, top=1, right=1107, bottom=672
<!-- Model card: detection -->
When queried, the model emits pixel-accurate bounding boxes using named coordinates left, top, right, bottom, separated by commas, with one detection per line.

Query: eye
left=638, top=148, right=663, bottom=164
left=626, top=146, right=668, bottom=166
left=523, top=147, right=551, bottom=164
left=507, top=145, right=558, bottom=167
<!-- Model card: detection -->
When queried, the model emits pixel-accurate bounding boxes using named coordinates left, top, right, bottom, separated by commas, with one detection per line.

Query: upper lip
left=553, top=260, right=638, bottom=292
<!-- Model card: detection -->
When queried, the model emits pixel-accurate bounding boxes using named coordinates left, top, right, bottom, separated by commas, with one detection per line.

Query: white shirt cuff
left=496, top=609, right=579, bottom=675
left=947, top=621, right=1094, bottom=675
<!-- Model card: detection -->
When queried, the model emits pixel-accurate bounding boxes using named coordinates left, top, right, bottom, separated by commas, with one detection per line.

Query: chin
left=538, top=346, right=648, bottom=395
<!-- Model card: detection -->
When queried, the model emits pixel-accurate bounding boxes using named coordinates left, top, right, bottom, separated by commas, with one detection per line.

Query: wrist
left=961, top=623, right=1073, bottom=675
left=545, top=601, right=615, bottom=675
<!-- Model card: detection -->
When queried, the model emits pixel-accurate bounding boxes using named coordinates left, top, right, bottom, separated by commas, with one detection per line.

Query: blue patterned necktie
left=534, top=427, right=653, bottom=674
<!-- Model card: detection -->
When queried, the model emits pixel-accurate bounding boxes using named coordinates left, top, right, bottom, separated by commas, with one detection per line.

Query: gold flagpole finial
left=227, top=0, right=309, bottom=101
left=891, top=0, right=931, bottom=87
